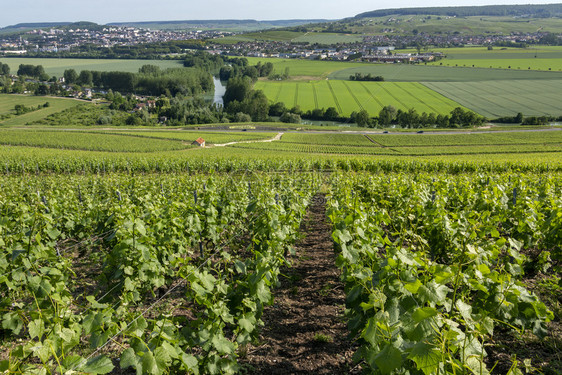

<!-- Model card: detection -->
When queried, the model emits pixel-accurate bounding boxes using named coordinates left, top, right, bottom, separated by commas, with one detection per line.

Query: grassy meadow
left=245, top=57, right=366, bottom=78
left=0, top=58, right=183, bottom=76
left=0, top=94, right=85, bottom=125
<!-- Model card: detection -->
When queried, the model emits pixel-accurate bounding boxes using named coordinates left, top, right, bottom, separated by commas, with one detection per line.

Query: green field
left=0, top=58, right=183, bottom=77
left=0, top=94, right=85, bottom=125
left=431, top=46, right=562, bottom=58
left=328, top=64, right=562, bottom=81
left=255, top=80, right=463, bottom=116
left=434, top=58, right=562, bottom=72
left=426, top=46, right=562, bottom=71
left=423, top=80, right=562, bottom=117
left=246, top=57, right=366, bottom=78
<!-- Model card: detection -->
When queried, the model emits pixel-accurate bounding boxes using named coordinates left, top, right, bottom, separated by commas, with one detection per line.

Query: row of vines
left=0, top=173, right=320, bottom=374
left=328, top=173, right=561, bottom=374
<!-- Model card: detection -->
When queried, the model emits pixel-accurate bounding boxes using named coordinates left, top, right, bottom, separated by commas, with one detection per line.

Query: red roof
left=194, top=137, right=205, bottom=145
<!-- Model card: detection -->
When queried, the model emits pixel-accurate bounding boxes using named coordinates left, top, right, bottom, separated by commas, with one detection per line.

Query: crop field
left=328, top=63, right=562, bottom=81
left=246, top=57, right=366, bottom=78
left=432, top=46, right=562, bottom=58
left=429, top=46, right=562, bottom=71
left=255, top=80, right=463, bottom=116
left=435, top=58, right=562, bottom=72
left=0, top=94, right=85, bottom=125
left=423, top=80, right=562, bottom=117
left=0, top=58, right=182, bottom=76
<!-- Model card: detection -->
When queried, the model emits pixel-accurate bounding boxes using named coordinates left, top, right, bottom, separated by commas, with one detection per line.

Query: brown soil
left=241, top=195, right=359, bottom=374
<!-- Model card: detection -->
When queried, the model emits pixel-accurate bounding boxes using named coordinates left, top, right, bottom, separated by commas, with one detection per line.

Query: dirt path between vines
left=243, top=195, right=359, bottom=374
left=213, top=132, right=283, bottom=147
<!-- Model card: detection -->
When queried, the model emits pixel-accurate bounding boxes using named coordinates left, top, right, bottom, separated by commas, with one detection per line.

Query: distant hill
left=0, top=19, right=331, bottom=35
left=356, top=3, right=562, bottom=18
left=107, top=19, right=331, bottom=32
left=0, top=22, right=72, bottom=34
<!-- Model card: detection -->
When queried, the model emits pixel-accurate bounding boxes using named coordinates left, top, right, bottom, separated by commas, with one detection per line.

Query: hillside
left=107, top=19, right=331, bottom=31
left=356, top=3, right=562, bottom=18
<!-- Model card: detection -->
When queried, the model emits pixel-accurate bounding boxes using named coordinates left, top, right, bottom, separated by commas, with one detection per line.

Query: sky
left=0, top=0, right=557, bottom=27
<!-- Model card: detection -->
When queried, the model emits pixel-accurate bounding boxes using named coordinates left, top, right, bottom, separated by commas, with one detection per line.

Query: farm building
left=192, top=137, right=206, bottom=147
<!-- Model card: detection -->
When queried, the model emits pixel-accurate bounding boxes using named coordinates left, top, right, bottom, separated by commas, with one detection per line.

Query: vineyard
left=0, top=172, right=320, bottom=373
left=0, top=127, right=561, bottom=374
left=0, top=164, right=560, bottom=374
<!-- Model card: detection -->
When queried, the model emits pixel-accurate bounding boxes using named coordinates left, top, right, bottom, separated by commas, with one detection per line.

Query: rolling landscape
left=0, top=2, right=562, bottom=375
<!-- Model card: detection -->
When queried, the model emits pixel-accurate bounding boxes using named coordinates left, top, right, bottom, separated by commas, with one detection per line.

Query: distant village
left=0, top=22, right=551, bottom=64
left=0, top=26, right=231, bottom=54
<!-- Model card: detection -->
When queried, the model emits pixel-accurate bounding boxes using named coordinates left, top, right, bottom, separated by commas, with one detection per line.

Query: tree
left=125, top=114, right=143, bottom=126
left=233, top=112, right=252, bottom=123
left=241, top=90, right=269, bottom=121
left=64, top=69, right=78, bottom=84
left=223, top=77, right=251, bottom=106
left=35, top=84, right=49, bottom=96
left=139, top=65, right=161, bottom=75
left=0, top=63, right=9, bottom=76
left=355, top=109, right=371, bottom=127
left=243, top=66, right=259, bottom=81
left=324, top=107, right=339, bottom=121
left=269, top=102, right=287, bottom=116
left=17, top=64, right=47, bottom=80
left=78, top=70, right=93, bottom=86
left=378, top=105, right=397, bottom=126
left=280, top=112, right=301, bottom=124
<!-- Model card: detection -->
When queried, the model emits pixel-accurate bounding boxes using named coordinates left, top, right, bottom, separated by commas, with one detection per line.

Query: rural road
left=213, top=132, right=284, bottom=147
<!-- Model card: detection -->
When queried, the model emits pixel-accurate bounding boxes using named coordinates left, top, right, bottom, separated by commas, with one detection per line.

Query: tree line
left=349, top=73, right=384, bottom=82
left=61, top=65, right=212, bottom=96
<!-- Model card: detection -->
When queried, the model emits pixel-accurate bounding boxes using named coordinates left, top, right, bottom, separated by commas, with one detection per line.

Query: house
left=134, top=103, right=147, bottom=111
left=192, top=138, right=205, bottom=147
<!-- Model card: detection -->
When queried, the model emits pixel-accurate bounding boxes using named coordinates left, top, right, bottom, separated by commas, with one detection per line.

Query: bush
left=280, top=112, right=301, bottom=124
left=233, top=112, right=252, bottom=123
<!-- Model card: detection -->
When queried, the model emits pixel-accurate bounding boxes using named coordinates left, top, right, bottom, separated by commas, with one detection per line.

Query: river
left=212, top=76, right=226, bottom=106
